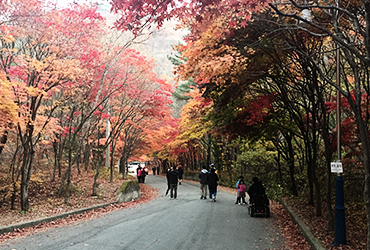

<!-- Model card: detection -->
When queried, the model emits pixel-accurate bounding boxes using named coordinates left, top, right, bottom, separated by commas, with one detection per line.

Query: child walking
left=235, top=176, right=248, bottom=205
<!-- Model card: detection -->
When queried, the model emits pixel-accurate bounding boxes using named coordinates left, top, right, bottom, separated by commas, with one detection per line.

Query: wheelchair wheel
left=250, top=207, right=255, bottom=217
left=266, top=207, right=270, bottom=218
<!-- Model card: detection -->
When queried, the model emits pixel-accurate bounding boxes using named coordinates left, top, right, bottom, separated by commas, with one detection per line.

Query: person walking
left=141, top=166, right=147, bottom=183
left=137, top=166, right=143, bottom=183
left=156, top=165, right=160, bottom=175
left=199, top=165, right=209, bottom=199
left=235, top=176, right=247, bottom=205
left=209, top=163, right=217, bottom=174
left=152, top=166, right=156, bottom=175
left=178, top=165, right=184, bottom=185
left=165, top=168, right=171, bottom=196
left=207, top=168, right=219, bottom=202
left=168, top=166, right=179, bottom=199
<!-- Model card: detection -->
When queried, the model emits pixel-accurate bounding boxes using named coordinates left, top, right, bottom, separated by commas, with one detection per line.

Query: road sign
left=331, top=162, right=343, bottom=173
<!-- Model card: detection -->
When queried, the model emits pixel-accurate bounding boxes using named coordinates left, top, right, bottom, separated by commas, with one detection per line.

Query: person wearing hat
left=209, top=163, right=217, bottom=174
left=235, top=176, right=248, bottom=205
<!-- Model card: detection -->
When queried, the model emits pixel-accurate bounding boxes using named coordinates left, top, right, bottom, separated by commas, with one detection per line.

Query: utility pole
left=332, top=10, right=346, bottom=243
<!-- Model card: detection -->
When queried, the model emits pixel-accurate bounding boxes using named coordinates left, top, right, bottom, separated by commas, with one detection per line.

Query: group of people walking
left=142, top=162, right=265, bottom=204
left=165, top=165, right=183, bottom=199
left=136, top=166, right=148, bottom=183
left=188, top=163, right=266, bottom=205
left=199, top=163, right=219, bottom=202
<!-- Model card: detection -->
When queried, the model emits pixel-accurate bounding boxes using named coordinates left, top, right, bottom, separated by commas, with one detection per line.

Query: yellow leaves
left=25, top=86, right=44, bottom=97
left=322, top=36, right=333, bottom=48
left=2, top=33, right=15, bottom=43
left=177, top=15, right=249, bottom=86
left=1, top=180, right=21, bottom=200
left=0, top=75, right=20, bottom=130
left=177, top=89, right=213, bottom=142
left=30, top=172, right=44, bottom=185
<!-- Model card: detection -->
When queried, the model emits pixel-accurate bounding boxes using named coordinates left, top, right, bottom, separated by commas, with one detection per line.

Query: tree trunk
left=110, top=144, right=115, bottom=183
left=20, top=147, right=34, bottom=212
left=207, top=136, right=211, bottom=165
left=52, top=140, right=58, bottom=182
left=287, top=134, right=298, bottom=196
left=0, top=131, right=8, bottom=157
left=83, top=143, right=90, bottom=171
left=305, top=143, right=314, bottom=205
left=64, top=162, right=72, bottom=203
left=354, top=112, right=370, bottom=250
left=76, top=147, right=81, bottom=175
left=92, top=150, right=103, bottom=196
left=58, top=168, right=69, bottom=197
left=64, top=137, right=74, bottom=203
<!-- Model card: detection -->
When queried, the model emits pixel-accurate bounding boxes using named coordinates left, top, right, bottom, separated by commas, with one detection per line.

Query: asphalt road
left=0, top=175, right=285, bottom=250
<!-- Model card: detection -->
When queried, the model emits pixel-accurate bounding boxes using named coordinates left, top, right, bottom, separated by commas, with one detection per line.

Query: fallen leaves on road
left=0, top=183, right=158, bottom=244
left=285, top=197, right=366, bottom=249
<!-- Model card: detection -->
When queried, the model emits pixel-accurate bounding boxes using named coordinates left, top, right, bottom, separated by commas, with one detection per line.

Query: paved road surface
left=0, top=175, right=285, bottom=250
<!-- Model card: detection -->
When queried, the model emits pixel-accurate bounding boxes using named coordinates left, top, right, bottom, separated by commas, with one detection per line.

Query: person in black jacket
left=247, top=177, right=269, bottom=205
left=168, top=166, right=179, bottom=199
left=207, top=168, right=219, bottom=202
left=199, top=165, right=209, bottom=199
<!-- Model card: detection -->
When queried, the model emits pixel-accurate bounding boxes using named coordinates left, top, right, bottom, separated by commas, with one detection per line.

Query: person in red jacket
left=235, top=176, right=247, bottom=205
left=137, top=166, right=143, bottom=183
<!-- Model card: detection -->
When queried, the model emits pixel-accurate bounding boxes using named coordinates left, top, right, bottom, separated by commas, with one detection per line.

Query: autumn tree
left=0, top=1, right=108, bottom=211
left=266, top=0, right=370, bottom=242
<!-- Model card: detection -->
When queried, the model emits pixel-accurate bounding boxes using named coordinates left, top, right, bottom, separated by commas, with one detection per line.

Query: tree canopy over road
left=0, top=0, right=369, bottom=248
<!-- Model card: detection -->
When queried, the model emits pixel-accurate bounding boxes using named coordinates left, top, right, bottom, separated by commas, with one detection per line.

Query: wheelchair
left=248, top=194, right=270, bottom=218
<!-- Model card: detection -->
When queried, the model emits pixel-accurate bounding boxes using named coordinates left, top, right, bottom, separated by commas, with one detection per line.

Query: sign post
left=332, top=7, right=346, bottom=244
left=331, top=161, right=346, bottom=246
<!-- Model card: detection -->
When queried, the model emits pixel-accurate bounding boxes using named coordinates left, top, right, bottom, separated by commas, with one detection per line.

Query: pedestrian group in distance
left=157, top=163, right=266, bottom=206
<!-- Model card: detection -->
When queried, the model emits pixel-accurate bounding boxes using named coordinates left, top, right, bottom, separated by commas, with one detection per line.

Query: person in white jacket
left=199, top=165, right=209, bottom=199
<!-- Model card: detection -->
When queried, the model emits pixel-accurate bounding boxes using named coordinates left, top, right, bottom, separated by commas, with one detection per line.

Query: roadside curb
left=280, top=199, right=326, bottom=250
left=0, top=201, right=119, bottom=236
